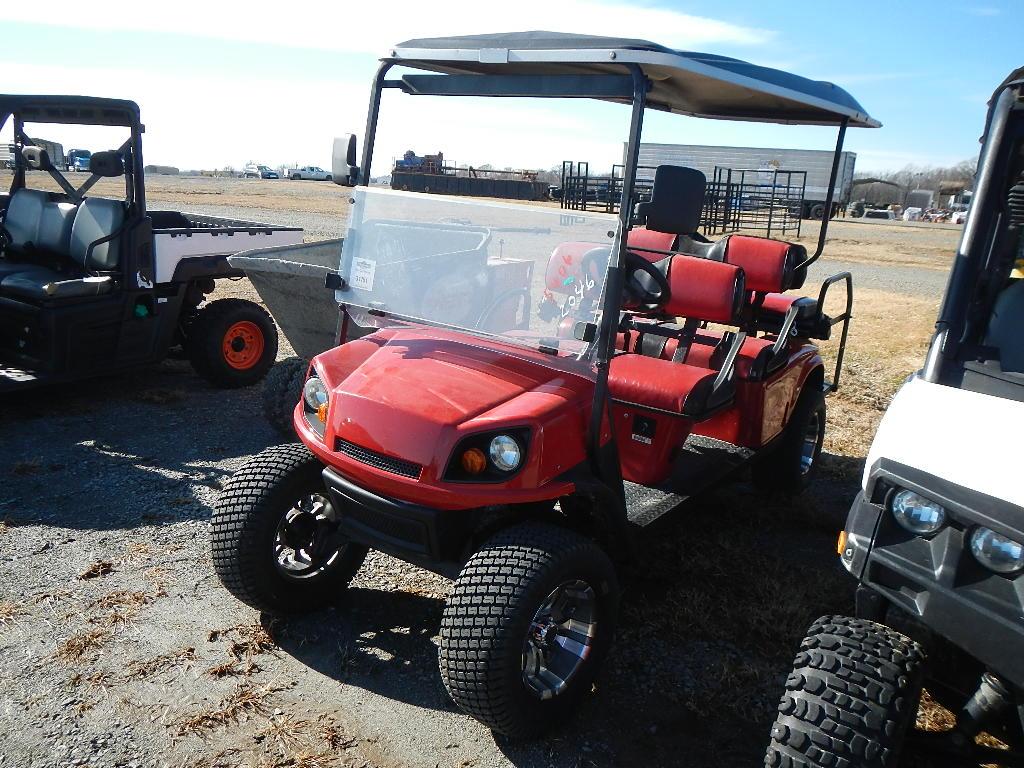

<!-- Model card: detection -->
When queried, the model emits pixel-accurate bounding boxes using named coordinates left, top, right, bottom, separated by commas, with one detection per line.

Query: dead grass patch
left=78, top=559, right=115, bottom=580
left=11, top=459, right=44, bottom=476
left=176, top=684, right=277, bottom=736
left=55, top=628, right=111, bottom=663
left=133, top=387, right=186, bottom=405
left=0, top=601, right=28, bottom=626
left=87, top=587, right=165, bottom=628
left=129, top=646, right=197, bottom=679
left=209, top=621, right=280, bottom=663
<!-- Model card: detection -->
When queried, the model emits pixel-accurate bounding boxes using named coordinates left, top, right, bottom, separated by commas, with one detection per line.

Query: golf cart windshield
left=338, top=187, right=617, bottom=363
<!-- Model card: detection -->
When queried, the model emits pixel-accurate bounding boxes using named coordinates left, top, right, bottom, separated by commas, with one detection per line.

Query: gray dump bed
left=227, top=239, right=343, bottom=360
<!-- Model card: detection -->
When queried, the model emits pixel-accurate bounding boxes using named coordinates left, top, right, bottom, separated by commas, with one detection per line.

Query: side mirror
left=332, top=134, right=359, bottom=186
left=89, top=150, right=125, bottom=177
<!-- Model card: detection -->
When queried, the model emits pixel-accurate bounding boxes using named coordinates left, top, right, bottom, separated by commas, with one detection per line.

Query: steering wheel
left=623, top=251, right=670, bottom=310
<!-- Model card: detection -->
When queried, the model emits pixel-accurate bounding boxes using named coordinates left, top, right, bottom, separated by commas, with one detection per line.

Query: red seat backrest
left=720, top=235, right=804, bottom=293
left=627, top=227, right=676, bottom=261
left=664, top=255, right=745, bottom=325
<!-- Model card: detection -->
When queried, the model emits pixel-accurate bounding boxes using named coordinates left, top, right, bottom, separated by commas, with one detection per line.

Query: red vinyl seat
left=608, top=353, right=729, bottom=416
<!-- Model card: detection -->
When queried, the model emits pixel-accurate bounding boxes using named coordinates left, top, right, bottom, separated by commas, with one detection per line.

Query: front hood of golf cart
left=312, top=329, right=593, bottom=477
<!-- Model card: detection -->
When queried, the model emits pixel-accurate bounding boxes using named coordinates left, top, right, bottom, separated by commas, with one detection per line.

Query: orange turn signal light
left=317, top=403, right=329, bottom=423
left=461, top=448, right=487, bottom=475
left=837, top=530, right=848, bottom=557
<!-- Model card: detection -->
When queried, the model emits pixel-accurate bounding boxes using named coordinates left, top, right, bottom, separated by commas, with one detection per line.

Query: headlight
left=890, top=489, right=946, bottom=535
left=970, top=527, right=1024, bottom=574
left=303, top=376, right=329, bottom=422
left=489, top=435, right=521, bottom=472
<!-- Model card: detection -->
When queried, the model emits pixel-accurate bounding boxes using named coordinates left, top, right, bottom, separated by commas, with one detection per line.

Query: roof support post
left=588, top=64, right=648, bottom=481
left=359, top=60, right=395, bottom=186
left=798, top=117, right=848, bottom=271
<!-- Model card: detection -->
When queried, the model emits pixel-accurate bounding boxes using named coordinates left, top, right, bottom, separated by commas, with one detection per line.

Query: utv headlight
left=970, top=527, right=1024, bottom=574
left=303, top=376, right=329, bottom=422
left=890, top=489, right=946, bottom=535
left=489, top=435, right=522, bottom=472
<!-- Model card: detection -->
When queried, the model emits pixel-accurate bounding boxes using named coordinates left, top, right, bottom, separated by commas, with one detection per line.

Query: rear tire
left=752, top=384, right=826, bottom=495
left=186, top=298, right=278, bottom=388
left=439, top=523, right=619, bottom=738
left=262, top=356, right=309, bottom=438
left=211, top=443, right=368, bottom=614
left=765, top=615, right=925, bottom=768
left=810, top=203, right=826, bottom=220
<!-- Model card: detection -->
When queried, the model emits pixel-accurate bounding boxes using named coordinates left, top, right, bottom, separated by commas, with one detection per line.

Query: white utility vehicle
left=0, top=95, right=303, bottom=392
left=766, top=67, right=1024, bottom=768
left=287, top=166, right=332, bottom=181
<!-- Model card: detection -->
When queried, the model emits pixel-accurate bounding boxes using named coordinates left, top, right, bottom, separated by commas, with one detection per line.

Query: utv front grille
left=335, top=438, right=422, bottom=479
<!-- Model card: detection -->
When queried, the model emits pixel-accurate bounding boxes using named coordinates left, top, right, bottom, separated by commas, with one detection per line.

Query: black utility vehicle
left=0, top=95, right=303, bottom=392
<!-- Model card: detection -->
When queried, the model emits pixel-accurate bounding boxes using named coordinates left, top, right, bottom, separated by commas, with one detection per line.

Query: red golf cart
left=211, top=32, right=877, bottom=737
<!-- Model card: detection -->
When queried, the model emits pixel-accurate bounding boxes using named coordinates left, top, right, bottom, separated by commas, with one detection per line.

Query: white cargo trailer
left=632, top=142, right=857, bottom=219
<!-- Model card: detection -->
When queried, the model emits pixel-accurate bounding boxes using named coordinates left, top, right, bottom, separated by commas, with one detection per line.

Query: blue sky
left=2, top=0, right=1018, bottom=175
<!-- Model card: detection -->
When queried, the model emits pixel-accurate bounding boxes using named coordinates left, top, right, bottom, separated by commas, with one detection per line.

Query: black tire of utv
left=765, top=615, right=925, bottom=768
left=439, top=523, right=620, bottom=739
left=752, top=385, right=826, bottom=495
left=187, top=298, right=278, bottom=388
left=211, top=442, right=368, bottom=614
left=261, top=356, right=309, bottom=439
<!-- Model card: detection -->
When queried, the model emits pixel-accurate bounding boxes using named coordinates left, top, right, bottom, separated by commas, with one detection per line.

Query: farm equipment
left=211, top=32, right=876, bottom=737
left=0, top=95, right=303, bottom=392
left=765, top=68, right=1024, bottom=767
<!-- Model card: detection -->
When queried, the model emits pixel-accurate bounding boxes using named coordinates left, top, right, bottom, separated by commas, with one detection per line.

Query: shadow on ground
left=267, top=455, right=866, bottom=768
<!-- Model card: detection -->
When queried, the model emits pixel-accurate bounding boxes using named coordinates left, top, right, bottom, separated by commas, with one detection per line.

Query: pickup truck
left=0, top=94, right=304, bottom=393
left=287, top=165, right=332, bottom=181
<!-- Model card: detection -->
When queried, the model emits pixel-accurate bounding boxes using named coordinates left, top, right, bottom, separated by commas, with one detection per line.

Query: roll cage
left=924, top=69, right=1024, bottom=399
left=347, top=31, right=878, bottom=482
left=1, top=94, right=146, bottom=215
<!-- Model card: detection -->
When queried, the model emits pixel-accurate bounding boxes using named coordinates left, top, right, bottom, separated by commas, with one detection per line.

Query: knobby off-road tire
left=439, top=523, right=620, bottom=739
left=187, top=298, right=279, bottom=388
left=262, top=356, right=309, bottom=439
left=211, top=443, right=368, bottom=614
left=765, top=615, right=925, bottom=768
left=753, top=384, right=826, bottom=495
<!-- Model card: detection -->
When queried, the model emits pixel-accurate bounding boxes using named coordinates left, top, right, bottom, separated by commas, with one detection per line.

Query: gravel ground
left=0, top=175, right=958, bottom=767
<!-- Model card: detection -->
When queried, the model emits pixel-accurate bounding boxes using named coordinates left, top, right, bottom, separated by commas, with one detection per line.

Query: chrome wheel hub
left=800, top=411, right=822, bottom=475
left=522, top=579, right=598, bottom=700
left=273, top=493, right=341, bottom=579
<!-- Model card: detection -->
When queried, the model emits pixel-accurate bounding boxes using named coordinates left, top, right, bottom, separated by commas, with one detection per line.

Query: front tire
left=765, top=616, right=925, bottom=768
left=439, top=523, right=619, bottom=738
left=261, top=356, right=309, bottom=438
left=186, top=298, right=278, bottom=388
left=752, top=384, right=826, bottom=495
left=211, top=443, right=368, bottom=614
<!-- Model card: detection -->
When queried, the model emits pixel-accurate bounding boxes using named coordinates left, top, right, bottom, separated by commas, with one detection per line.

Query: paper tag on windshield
left=349, top=258, right=377, bottom=291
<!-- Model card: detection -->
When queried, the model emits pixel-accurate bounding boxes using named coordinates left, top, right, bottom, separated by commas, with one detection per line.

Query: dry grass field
left=0, top=172, right=972, bottom=767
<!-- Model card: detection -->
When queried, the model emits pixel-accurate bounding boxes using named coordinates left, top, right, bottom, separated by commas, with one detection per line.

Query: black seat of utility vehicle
left=1, top=195, right=122, bottom=299
left=0, top=146, right=125, bottom=299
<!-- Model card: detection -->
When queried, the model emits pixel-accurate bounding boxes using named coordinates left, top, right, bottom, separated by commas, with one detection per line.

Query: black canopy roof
left=0, top=95, right=141, bottom=129
left=391, top=32, right=879, bottom=128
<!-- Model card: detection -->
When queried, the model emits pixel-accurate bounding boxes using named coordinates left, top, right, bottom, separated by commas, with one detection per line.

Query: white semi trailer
left=634, top=142, right=857, bottom=219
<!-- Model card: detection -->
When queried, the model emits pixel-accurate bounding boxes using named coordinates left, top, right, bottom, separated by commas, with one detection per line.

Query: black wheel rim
left=272, top=493, right=346, bottom=581
left=521, top=579, right=598, bottom=700
left=800, top=411, right=823, bottom=476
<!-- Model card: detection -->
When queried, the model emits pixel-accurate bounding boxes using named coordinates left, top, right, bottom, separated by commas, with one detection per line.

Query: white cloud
left=967, top=5, right=1001, bottom=15
left=0, top=0, right=773, bottom=51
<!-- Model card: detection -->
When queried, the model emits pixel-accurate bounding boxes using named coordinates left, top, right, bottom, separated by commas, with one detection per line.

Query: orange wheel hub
left=222, top=320, right=264, bottom=370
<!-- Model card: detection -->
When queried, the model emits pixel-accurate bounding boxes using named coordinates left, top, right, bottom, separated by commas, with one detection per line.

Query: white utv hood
left=865, top=375, right=1024, bottom=507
